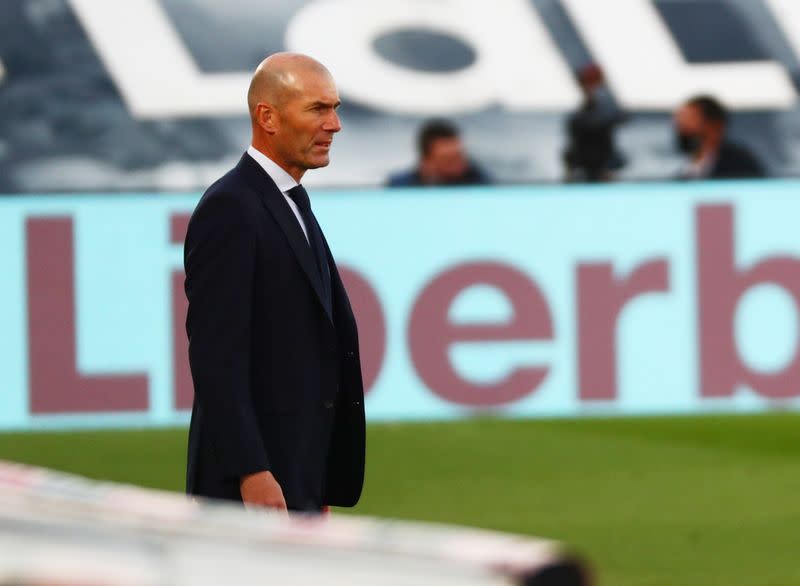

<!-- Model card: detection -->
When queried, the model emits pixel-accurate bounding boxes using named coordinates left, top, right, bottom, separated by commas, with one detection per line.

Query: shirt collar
left=246, top=145, right=298, bottom=193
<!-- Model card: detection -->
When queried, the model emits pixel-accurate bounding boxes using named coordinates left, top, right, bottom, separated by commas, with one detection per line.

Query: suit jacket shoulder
left=712, top=141, right=767, bottom=179
left=190, top=166, right=260, bottom=228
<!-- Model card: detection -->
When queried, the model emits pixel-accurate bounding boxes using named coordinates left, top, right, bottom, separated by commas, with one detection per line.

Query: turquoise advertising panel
left=2, top=181, right=800, bottom=430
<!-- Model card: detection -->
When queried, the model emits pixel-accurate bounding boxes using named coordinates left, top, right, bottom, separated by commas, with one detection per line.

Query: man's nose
left=323, top=110, right=342, bottom=133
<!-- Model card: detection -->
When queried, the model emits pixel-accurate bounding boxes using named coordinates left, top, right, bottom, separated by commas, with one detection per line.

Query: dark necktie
left=287, top=184, right=332, bottom=315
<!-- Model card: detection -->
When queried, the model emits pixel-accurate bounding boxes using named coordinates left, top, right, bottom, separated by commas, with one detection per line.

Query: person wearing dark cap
left=563, top=64, right=628, bottom=183
left=388, top=119, right=491, bottom=187
left=673, top=95, right=766, bottom=180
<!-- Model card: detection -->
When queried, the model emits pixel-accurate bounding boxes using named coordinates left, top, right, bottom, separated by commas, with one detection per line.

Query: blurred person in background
left=674, top=95, right=766, bottom=180
left=388, top=119, right=491, bottom=187
left=184, top=53, right=365, bottom=513
left=563, top=64, right=628, bottom=183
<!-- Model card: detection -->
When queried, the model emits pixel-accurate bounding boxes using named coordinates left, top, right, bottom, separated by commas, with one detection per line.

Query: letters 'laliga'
left=66, top=0, right=798, bottom=118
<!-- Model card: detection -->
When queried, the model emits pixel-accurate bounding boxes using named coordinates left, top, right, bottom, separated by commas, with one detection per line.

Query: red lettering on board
left=408, top=262, right=553, bottom=407
left=170, top=214, right=193, bottom=409
left=577, top=259, right=669, bottom=400
left=698, top=205, right=800, bottom=399
left=26, top=217, right=149, bottom=413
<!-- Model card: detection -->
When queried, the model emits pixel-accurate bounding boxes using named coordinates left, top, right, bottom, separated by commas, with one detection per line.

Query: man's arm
left=184, top=192, right=282, bottom=506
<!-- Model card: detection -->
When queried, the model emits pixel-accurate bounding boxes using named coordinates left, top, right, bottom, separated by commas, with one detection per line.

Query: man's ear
left=255, top=103, right=278, bottom=134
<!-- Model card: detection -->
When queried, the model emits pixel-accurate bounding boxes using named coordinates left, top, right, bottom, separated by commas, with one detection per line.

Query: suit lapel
left=319, top=222, right=355, bottom=329
left=236, top=154, right=333, bottom=324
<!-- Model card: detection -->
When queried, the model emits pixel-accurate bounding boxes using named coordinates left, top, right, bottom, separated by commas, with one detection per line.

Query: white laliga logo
left=285, top=0, right=582, bottom=114
left=66, top=0, right=798, bottom=119
left=561, top=0, right=797, bottom=109
left=67, top=0, right=249, bottom=118
left=764, top=0, right=800, bottom=66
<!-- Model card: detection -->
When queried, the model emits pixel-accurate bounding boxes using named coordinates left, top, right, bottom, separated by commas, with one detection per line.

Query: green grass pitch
left=1, top=414, right=798, bottom=586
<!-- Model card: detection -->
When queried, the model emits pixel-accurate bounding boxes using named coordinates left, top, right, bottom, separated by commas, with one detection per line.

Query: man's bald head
left=247, top=53, right=333, bottom=118
left=247, top=53, right=342, bottom=182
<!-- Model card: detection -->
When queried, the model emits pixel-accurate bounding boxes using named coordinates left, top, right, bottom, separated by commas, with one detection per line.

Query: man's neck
left=694, top=134, right=722, bottom=164
left=250, top=140, right=305, bottom=183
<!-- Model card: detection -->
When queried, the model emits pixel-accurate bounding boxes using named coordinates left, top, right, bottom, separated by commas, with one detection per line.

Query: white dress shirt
left=246, top=145, right=309, bottom=243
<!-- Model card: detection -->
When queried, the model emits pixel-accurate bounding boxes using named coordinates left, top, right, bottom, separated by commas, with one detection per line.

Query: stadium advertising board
left=1, top=180, right=799, bottom=430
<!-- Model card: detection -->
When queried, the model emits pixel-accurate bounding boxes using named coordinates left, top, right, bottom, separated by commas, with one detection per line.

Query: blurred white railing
left=0, top=460, right=590, bottom=585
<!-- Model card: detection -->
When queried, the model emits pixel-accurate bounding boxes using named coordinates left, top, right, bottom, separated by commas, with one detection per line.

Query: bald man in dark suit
left=183, top=53, right=365, bottom=513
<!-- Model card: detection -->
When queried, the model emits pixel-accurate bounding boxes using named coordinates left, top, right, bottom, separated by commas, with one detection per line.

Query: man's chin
left=305, top=156, right=331, bottom=170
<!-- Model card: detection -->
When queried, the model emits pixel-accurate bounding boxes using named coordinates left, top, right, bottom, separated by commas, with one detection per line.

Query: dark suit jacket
left=710, top=141, right=766, bottom=179
left=184, top=153, right=365, bottom=512
left=387, top=162, right=491, bottom=187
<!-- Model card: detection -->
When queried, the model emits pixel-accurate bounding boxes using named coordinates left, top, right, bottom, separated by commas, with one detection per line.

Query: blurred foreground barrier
left=0, top=460, right=590, bottom=586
